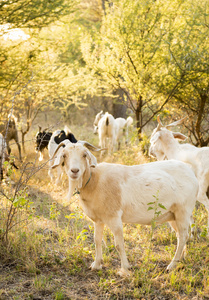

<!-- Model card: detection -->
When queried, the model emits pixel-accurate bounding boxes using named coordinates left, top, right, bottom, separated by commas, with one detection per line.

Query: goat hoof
left=90, top=262, right=102, bottom=270
left=117, top=268, right=130, bottom=277
left=166, top=261, right=178, bottom=272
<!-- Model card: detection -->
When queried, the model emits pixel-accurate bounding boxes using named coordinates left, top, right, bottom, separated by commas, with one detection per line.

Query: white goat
left=48, top=130, right=63, bottom=185
left=93, top=111, right=133, bottom=152
left=97, top=112, right=117, bottom=155
left=51, top=141, right=198, bottom=275
left=149, top=116, right=209, bottom=236
left=48, top=127, right=78, bottom=185
left=115, top=116, right=133, bottom=149
left=93, top=110, right=104, bottom=134
left=48, top=129, right=73, bottom=185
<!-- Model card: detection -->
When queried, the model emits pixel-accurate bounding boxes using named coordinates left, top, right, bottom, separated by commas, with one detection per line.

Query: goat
left=0, top=113, right=21, bottom=161
left=94, top=111, right=133, bottom=151
left=51, top=140, right=198, bottom=275
left=35, top=126, right=52, bottom=161
left=96, top=112, right=117, bottom=155
left=93, top=110, right=104, bottom=134
left=48, top=127, right=77, bottom=185
left=115, top=116, right=133, bottom=149
left=0, top=133, right=8, bottom=180
left=0, top=133, right=18, bottom=181
left=149, top=116, right=209, bottom=236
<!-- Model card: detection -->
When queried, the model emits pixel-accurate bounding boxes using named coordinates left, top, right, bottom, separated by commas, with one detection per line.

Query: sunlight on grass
left=0, top=125, right=208, bottom=299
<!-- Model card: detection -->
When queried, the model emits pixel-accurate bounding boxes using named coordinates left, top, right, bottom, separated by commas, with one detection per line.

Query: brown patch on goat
left=80, top=167, right=122, bottom=222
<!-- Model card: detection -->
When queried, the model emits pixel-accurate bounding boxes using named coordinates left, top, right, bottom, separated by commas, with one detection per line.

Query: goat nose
left=71, top=168, right=79, bottom=174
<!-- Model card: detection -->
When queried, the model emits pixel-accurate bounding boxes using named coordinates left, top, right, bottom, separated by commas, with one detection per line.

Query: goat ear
left=38, top=126, right=42, bottom=132
left=51, top=156, right=61, bottom=169
left=150, top=130, right=161, bottom=143
left=172, top=132, right=187, bottom=141
left=86, top=150, right=97, bottom=168
left=51, top=151, right=64, bottom=169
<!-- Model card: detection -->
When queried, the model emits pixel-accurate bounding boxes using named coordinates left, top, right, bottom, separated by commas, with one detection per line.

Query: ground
left=0, top=110, right=209, bottom=300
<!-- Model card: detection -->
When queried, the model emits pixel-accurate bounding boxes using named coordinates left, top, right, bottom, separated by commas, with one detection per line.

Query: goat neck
left=75, top=165, right=93, bottom=196
left=156, top=129, right=181, bottom=160
left=80, top=163, right=95, bottom=194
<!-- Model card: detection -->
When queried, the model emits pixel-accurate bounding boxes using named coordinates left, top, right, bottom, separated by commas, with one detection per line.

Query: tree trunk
left=195, top=94, right=207, bottom=146
left=135, top=95, right=143, bottom=141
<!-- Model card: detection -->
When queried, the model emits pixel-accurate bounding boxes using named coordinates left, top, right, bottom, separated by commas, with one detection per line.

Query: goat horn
left=78, top=140, right=106, bottom=152
left=156, top=115, right=163, bottom=131
left=51, top=141, right=71, bottom=159
left=165, top=116, right=187, bottom=128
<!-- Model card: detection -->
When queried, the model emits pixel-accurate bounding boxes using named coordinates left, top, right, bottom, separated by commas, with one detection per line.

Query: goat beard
left=67, top=177, right=83, bottom=200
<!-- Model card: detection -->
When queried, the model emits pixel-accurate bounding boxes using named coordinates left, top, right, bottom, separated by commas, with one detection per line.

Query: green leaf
left=147, top=202, right=155, bottom=205
left=158, top=203, right=166, bottom=210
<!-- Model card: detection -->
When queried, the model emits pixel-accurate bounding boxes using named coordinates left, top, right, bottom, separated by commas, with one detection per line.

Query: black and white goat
left=48, top=126, right=77, bottom=185
left=35, top=126, right=52, bottom=161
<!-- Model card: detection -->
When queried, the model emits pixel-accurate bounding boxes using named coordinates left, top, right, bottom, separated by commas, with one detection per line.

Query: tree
left=0, top=0, right=79, bottom=152
left=161, top=0, right=209, bottom=146
left=0, top=0, right=77, bottom=29
left=79, top=0, right=189, bottom=138
left=77, top=0, right=209, bottom=143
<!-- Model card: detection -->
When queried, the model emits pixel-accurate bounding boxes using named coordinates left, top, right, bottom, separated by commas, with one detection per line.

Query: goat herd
left=0, top=111, right=208, bottom=276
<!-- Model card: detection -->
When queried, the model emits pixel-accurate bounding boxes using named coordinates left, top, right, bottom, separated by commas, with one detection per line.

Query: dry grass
left=0, top=111, right=208, bottom=300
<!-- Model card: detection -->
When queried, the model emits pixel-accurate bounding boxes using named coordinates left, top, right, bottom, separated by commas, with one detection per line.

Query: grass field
left=0, top=112, right=209, bottom=300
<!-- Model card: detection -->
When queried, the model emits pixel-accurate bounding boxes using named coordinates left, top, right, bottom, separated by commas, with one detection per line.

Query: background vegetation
left=0, top=0, right=209, bottom=299
left=1, top=0, right=209, bottom=144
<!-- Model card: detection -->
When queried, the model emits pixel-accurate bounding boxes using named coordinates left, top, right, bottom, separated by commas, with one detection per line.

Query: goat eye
left=83, top=153, right=87, bottom=158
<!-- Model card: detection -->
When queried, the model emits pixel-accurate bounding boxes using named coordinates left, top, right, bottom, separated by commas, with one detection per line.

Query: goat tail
left=106, top=117, right=109, bottom=126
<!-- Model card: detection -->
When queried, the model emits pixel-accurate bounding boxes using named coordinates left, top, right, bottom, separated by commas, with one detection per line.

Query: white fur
left=115, top=116, right=133, bottom=149
left=149, top=120, right=209, bottom=236
left=93, top=111, right=133, bottom=153
left=52, top=142, right=198, bottom=275
left=48, top=130, right=69, bottom=185
left=97, top=112, right=117, bottom=155
left=93, top=110, right=104, bottom=134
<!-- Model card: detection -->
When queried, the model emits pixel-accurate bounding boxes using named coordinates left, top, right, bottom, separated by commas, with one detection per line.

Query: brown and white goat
left=51, top=140, right=198, bottom=275
left=0, top=114, right=21, bottom=161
